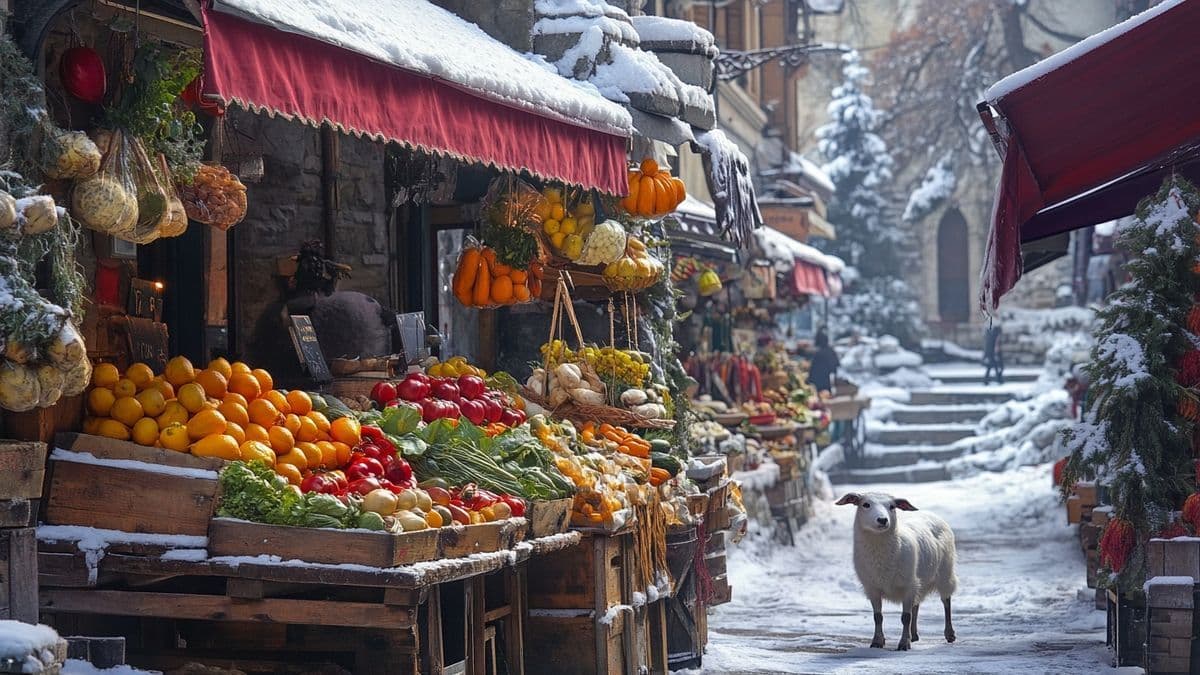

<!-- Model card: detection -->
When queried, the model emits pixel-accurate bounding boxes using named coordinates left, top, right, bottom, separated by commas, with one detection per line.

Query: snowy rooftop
left=759, top=152, right=835, bottom=194
left=754, top=226, right=844, bottom=274
left=212, top=0, right=632, bottom=135
left=630, top=15, right=717, bottom=53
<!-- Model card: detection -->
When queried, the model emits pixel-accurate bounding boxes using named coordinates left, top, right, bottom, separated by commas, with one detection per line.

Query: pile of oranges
left=83, top=356, right=362, bottom=485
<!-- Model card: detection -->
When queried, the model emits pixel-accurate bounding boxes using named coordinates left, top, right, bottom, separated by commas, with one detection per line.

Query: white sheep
left=836, top=491, right=958, bottom=651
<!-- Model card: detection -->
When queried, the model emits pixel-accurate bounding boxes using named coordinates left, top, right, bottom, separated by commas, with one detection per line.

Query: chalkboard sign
left=128, top=279, right=164, bottom=322
left=126, top=317, right=169, bottom=372
left=288, top=315, right=332, bottom=384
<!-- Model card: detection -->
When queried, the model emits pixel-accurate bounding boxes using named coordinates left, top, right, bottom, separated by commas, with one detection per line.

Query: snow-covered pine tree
left=1063, top=176, right=1200, bottom=591
left=816, top=50, right=900, bottom=274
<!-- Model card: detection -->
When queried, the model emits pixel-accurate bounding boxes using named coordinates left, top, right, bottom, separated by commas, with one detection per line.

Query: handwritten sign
left=126, top=317, right=169, bottom=372
left=288, top=315, right=332, bottom=384
left=128, top=279, right=164, bottom=322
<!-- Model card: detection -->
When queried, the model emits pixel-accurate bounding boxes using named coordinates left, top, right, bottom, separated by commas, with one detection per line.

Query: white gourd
left=0, top=362, right=41, bottom=412
left=555, top=363, right=582, bottom=389
left=569, top=387, right=605, bottom=405
left=73, top=175, right=136, bottom=233
left=0, top=192, right=16, bottom=231
left=19, top=196, right=58, bottom=235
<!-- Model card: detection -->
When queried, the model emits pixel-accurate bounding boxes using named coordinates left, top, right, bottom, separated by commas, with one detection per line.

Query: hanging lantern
left=1098, top=519, right=1135, bottom=573
left=60, top=47, right=106, bottom=104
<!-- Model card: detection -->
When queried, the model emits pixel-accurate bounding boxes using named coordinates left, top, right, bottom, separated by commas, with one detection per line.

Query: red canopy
left=201, top=4, right=629, bottom=194
left=791, top=261, right=831, bottom=298
left=978, top=0, right=1200, bottom=310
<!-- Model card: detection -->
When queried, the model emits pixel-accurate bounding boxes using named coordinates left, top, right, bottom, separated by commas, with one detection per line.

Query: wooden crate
left=1, top=394, right=82, bottom=443
left=526, top=531, right=626, bottom=611
left=438, top=519, right=525, bottom=559
left=1107, top=589, right=1148, bottom=668
left=526, top=611, right=628, bottom=675
left=527, top=498, right=572, bottom=539
left=208, top=518, right=440, bottom=567
left=0, top=440, right=48, bottom=501
left=44, top=455, right=218, bottom=536
left=709, top=574, right=732, bottom=606
left=0, top=527, right=37, bottom=622
left=55, top=432, right=224, bottom=471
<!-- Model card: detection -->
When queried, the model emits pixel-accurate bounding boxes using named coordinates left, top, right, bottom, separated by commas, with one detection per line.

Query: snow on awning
left=977, top=0, right=1200, bottom=309
left=753, top=226, right=844, bottom=297
left=202, top=0, right=632, bottom=194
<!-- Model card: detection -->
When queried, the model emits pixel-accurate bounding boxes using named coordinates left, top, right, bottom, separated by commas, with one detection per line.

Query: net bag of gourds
left=452, top=177, right=544, bottom=308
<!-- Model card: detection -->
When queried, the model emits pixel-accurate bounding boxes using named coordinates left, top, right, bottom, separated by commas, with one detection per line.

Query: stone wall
left=1145, top=539, right=1200, bottom=674
left=430, top=0, right=535, bottom=52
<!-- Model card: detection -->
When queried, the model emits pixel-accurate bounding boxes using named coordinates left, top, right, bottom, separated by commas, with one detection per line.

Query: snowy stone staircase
left=829, top=363, right=1043, bottom=485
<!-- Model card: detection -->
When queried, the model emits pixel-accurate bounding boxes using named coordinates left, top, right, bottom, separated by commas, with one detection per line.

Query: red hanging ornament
left=59, top=47, right=106, bottom=104
left=1157, top=521, right=1190, bottom=539
left=1177, top=351, right=1200, bottom=387
left=1183, top=493, right=1200, bottom=532
left=1099, top=519, right=1136, bottom=573
left=1180, top=393, right=1200, bottom=422
left=1052, top=457, right=1068, bottom=489
left=1188, top=305, right=1200, bottom=334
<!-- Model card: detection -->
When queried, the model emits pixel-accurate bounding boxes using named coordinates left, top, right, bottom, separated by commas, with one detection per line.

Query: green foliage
left=1062, top=177, right=1200, bottom=591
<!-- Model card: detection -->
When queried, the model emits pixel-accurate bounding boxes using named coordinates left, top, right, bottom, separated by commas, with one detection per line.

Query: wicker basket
left=522, top=387, right=675, bottom=430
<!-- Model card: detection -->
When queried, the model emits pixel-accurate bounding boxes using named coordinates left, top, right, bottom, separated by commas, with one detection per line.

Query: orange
left=177, top=382, right=208, bottom=413
left=96, top=419, right=130, bottom=441
left=91, top=363, right=120, bottom=389
left=331, top=441, right=352, bottom=467
left=187, top=408, right=227, bottom=440
left=164, top=356, right=196, bottom=388
left=153, top=377, right=175, bottom=400
left=296, top=415, right=320, bottom=443
left=275, top=462, right=303, bottom=485
left=159, top=422, right=189, bottom=450
left=157, top=400, right=190, bottom=428
left=283, top=413, right=302, bottom=436
left=208, top=357, right=233, bottom=380
left=225, top=421, right=247, bottom=445
left=252, top=368, right=274, bottom=393
left=239, top=440, right=275, bottom=467
left=110, top=396, right=144, bottom=427
left=136, top=388, right=167, bottom=418
left=195, top=369, right=228, bottom=399
left=131, top=417, right=159, bottom=446
left=82, top=416, right=102, bottom=435
left=330, top=417, right=361, bottom=446
left=275, top=447, right=308, bottom=472
left=265, top=390, right=291, bottom=415
left=308, top=411, right=331, bottom=435
left=268, top=425, right=295, bottom=455
left=125, top=363, right=155, bottom=391
left=218, top=400, right=250, bottom=427
left=113, top=378, right=137, bottom=398
left=223, top=392, right=249, bottom=408
left=248, top=398, right=283, bottom=427
left=192, top=434, right=241, bottom=461
left=244, top=423, right=271, bottom=444
left=230, top=361, right=253, bottom=376
left=296, top=441, right=322, bottom=468
left=286, top=390, right=313, bottom=416
left=316, top=441, right=339, bottom=468
left=228, top=372, right=262, bottom=400
left=87, top=387, right=116, bottom=416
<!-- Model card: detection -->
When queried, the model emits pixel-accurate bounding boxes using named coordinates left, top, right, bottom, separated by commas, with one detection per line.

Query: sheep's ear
left=836, top=493, right=862, bottom=506
left=893, top=498, right=918, bottom=511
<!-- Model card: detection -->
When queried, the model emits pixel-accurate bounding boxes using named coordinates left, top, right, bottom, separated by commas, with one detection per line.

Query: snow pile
left=629, top=15, right=715, bottom=51
left=902, top=152, right=955, bottom=222
left=999, top=306, right=1096, bottom=357
left=753, top=226, right=845, bottom=274
left=921, top=338, right=984, bottom=362
left=0, top=621, right=62, bottom=674
left=945, top=388, right=1072, bottom=476
left=212, top=0, right=631, bottom=133
left=63, top=661, right=158, bottom=675
left=839, top=335, right=923, bottom=375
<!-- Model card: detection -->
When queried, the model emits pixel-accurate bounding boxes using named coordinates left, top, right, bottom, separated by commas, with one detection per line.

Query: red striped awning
left=200, top=3, right=630, bottom=194
left=792, top=260, right=830, bottom=297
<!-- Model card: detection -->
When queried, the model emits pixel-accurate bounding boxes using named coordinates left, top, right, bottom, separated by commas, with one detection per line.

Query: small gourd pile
left=538, top=187, right=595, bottom=261
left=452, top=244, right=544, bottom=307
left=602, top=235, right=665, bottom=292
left=619, top=159, right=686, bottom=219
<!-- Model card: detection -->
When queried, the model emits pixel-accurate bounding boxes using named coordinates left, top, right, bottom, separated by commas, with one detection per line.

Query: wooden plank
left=526, top=532, right=622, bottom=610
left=439, top=521, right=510, bottom=559
left=209, top=518, right=440, bottom=567
left=41, top=589, right=416, bottom=629
left=527, top=499, right=572, bottom=539
left=620, top=534, right=635, bottom=675
left=0, top=441, right=48, bottom=500
left=55, top=432, right=225, bottom=471
left=506, top=566, right=526, bottom=675
left=422, top=584, right=445, bottom=675
left=0, top=528, right=37, bottom=622
left=3, top=395, right=82, bottom=444
left=45, top=460, right=217, bottom=536
left=647, top=599, right=667, bottom=675
left=465, top=575, right=487, bottom=675
left=593, top=535, right=609, bottom=674
left=37, top=552, right=94, bottom=588
left=225, top=578, right=264, bottom=599
left=0, top=499, right=32, bottom=528
left=704, top=552, right=727, bottom=578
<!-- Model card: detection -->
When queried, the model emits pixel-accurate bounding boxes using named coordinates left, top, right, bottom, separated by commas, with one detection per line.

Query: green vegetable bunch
left=216, top=461, right=362, bottom=529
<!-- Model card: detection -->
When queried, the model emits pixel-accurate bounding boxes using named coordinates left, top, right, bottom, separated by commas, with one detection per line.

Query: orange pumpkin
left=622, top=159, right=687, bottom=218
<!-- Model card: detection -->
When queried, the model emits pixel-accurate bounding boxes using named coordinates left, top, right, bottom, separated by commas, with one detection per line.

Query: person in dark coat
left=983, top=324, right=1004, bottom=385
left=808, top=330, right=839, bottom=394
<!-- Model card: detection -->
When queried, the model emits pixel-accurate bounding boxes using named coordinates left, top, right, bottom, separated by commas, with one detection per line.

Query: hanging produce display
left=619, top=158, right=685, bottom=219
left=537, top=186, right=596, bottom=261
left=602, top=234, right=665, bottom=292
left=452, top=178, right=548, bottom=307
left=176, top=163, right=247, bottom=230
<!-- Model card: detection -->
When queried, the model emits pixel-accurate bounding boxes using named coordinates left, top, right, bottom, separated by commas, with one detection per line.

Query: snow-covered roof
left=754, top=226, right=845, bottom=274
left=211, top=0, right=632, bottom=135
left=985, top=0, right=1182, bottom=101
left=760, top=152, right=834, bottom=194
left=675, top=194, right=717, bottom=222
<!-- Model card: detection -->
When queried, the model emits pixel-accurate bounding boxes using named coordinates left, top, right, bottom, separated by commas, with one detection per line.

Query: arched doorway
left=937, top=208, right=970, bottom=324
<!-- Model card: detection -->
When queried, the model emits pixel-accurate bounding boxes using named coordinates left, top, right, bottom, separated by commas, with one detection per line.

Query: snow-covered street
left=702, top=467, right=1139, bottom=674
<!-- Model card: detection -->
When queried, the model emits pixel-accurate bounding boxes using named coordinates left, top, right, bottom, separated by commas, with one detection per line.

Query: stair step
left=932, top=372, right=1040, bottom=385
left=908, top=390, right=1022, bottom=406
left=860, top=443, right=969, bottom=467
left=868, top=424, right=976, bottom=446
left=890, top=406, right=992, bottom=425
left=829, top=463, right=950, bottom=484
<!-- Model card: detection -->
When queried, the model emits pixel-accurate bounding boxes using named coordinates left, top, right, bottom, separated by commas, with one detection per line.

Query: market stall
left=977, top=1, right=1200, bottom=671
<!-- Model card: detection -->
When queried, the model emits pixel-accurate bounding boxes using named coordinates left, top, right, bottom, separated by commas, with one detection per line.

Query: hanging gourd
left=698, top=268, right=723, bottom=297
left=620, top=158, right=686, bottom=218
left=59, top=47, right=106, bottom=104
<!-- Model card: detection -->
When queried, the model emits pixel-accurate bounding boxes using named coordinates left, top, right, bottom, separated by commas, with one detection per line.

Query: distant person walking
left=809, top=330, right=839, bottom=394
left=983, top=324, right=1004, bottom=385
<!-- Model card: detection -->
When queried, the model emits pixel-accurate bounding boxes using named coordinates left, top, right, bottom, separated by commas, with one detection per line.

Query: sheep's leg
left=943, top=597, right=956, bottom=643
left=897, top=599, right=913, bottom=651
left=869, top=594, right=886, bottom=648
left=910, top=603, right=920, bottom=642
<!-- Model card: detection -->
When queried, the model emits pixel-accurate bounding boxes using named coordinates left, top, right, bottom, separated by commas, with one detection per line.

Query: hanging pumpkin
left=1183, top=493, right=1200, bottom=532
left=60, top=47, right=106, bottom=104
left=619, top=158, right=686, bottom=218
left=1099, top=518, right=1136, bottom=573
